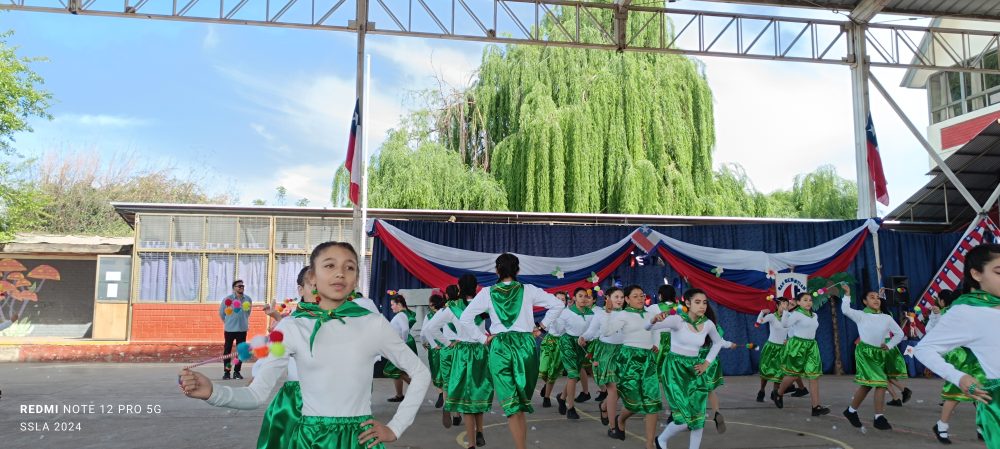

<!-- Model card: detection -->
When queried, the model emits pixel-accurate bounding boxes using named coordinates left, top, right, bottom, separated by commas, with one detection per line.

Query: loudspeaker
left=887, top=276, right=909, bottom=307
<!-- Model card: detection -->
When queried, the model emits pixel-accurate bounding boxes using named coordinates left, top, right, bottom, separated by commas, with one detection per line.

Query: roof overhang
left=696, top=1, right=1000, bottom=22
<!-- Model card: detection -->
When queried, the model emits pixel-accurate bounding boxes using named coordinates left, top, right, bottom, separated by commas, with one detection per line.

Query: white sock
left=657, top=422, right=687, bottom=448
left=875, top=413, right=884, bottom=419
left=688, top=428, right=704, bottom=449
left=848, top=406, right=857, bottom=413
left=936, top=420, right=949, bottom=433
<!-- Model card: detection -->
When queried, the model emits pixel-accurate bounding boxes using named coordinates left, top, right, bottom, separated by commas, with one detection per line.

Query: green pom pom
left=269, top=342, right=286, bottom=357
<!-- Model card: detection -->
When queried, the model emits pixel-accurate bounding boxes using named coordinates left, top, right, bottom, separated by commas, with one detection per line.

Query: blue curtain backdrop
left=369, top=219, right=960, bottom=376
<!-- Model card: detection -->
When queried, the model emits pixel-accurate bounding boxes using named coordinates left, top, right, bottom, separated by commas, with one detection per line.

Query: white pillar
left=849, top=22, right=876, bottom=218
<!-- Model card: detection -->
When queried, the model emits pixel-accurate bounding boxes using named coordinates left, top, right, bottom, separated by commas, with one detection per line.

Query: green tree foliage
left=765, top=165, right=858, bottom=219
left=0, top=31, right=52, bottom=156
left=28, top=152, right=234, bottom=236
left=0, top=158, right=47, bottom=241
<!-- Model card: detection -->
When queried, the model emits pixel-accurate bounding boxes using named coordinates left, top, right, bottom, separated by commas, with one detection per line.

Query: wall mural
left=0, top=258, right=62, bottom=336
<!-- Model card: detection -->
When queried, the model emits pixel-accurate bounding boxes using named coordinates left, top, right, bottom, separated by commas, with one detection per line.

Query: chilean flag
left=345, top=100, right=361, bottom=205
left=866, top=114, right=889, bottom=206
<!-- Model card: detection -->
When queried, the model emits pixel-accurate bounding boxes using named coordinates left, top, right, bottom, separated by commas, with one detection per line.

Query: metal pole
left=359, top=53, right=372, bottom=297
left=982, top=179, right=1000, bottom=214
left=351, top=0, right=369, bottom=292
left=869, top=73, right=983, bottom=213
left=848, top=22, right=875, bottom=218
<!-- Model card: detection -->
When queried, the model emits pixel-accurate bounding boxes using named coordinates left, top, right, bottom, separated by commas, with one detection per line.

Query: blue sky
left=2, top=2, right=934, bottom=214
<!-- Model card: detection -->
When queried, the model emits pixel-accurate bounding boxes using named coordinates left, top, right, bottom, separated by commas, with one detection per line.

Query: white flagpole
left=359, top=53, right=372, bottom=298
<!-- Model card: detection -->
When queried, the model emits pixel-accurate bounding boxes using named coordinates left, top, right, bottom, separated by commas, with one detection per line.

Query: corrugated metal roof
left=887, top=119, right=1000, bottom=229
left=699, top=1, right=1000, bottom=21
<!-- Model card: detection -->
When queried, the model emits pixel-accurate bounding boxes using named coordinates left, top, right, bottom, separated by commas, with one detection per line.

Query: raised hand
left=178, top=368, right=213, bottom=399
left=358, top=419, right=397, bottom=448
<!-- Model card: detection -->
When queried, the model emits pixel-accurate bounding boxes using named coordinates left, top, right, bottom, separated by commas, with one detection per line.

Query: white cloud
left=54, top=113, right=151, bottom=127
left=703, top=55, right=931, bottom=212
left=240, top=162, right=340, bottom=207
left=203, top=25, right=220, bottom=49
left=368, top=37, right=483, bottom=91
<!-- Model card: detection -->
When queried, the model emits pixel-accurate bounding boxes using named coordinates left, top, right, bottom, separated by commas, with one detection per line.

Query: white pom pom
left=250, top=335, right=267, bottom=348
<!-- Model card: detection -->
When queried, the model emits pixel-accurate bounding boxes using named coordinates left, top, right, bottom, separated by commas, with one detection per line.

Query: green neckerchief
left=796, top=306, right=813, bottom=318
left=952, top=290, right=1000, bottom=308
left=717, top=324, right=725, bottom=338
left=863, top=307, right=881, bottom=314
left=448, top=299, right=485, bottom=327
left=402, top=309, right=416, bottom=329
left=623, top=306, right=645, bottom=317
left=569, top=304, right=594, bottom=316
left=680, top=311, right=707, bottom=327
left=293, top=300, right=372, bottom=352
left=657, top=302, right=675, bottom=312
left=490, top=281, right=524, bottom=328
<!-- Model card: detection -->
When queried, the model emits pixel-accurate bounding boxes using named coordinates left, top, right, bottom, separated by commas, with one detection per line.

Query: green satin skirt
left=591, top=340, right=622, bottom=386
left=289, top=415, right=383, bottom=449
left=853, top=342, right=888, bottom=388
left=758, top=342, right=785, bottom=383
left=781, top=336, right=822, bottom=380
left=941, top=347, right=987, bottom=402
left=558, top=334, right=588, bottom=380
left=256, top=381, right=302, bottom=449
left=664, top=352, right=709, bottom=430
left=698, top=345, right=724, bottom=391
left=885, top=346, right=909, bottom=380
left=488, top=331, right=539, bottom=416
left=616, top=345, right=663, bottom=415
left=538, top=333, right=563, bottom=383
left=428, top=347, right=442, bottom=388
left=383, top=337, right=418, bottom=379
left=446, top=341, right=494, bottom=414
left=977, top=379, right=1000, bottom=449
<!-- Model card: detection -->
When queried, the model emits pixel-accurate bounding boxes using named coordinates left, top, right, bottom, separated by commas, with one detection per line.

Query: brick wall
left=131, top=303, right=269, bottom=342
left=940, top=110, right=1000, bottom=150
left=16, top=342, right=222, bottom=363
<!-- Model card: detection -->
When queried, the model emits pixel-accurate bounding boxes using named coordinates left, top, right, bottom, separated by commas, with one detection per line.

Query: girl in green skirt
left=555, top=287, right=596, bottom=419
left=701, top=313, right=737, bottom=434
left=755, top=297, right=790, bottom=402
left=646, top=288, right=724, bottom=449
left=917, top=244, right=1000, bottom=449
left=423, top=290, right=463, bottom=428
left=652, top=285, right=678, bottom=411
left=773, top=292, right=831, bottom=416
left=537, top=291, right=568, bottom=408
left=602, top=285, right=664, bottom=448
left=180, top=241, right=431, bottom=449
left=839, top=286, right=904, bottom=431
left=925, top=289, right=987, bottom=443
left=425, top=274, right=493, bottom=449
left=384, top=294, right=418, bottom=402
left=458, top=253, right=566, bottom=449
left=580, top=287, right=625, bottom=430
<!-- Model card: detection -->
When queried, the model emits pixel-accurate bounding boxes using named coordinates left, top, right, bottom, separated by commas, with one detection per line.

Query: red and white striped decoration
left=917, top=216, right=1000, bottom=314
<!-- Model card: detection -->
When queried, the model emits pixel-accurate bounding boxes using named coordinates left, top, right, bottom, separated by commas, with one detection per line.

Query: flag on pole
left=917, top=216, right=1000, bottom=314
left=345, top=99, right=362, bottom=205
left=866, top=114, right=890, bottom=206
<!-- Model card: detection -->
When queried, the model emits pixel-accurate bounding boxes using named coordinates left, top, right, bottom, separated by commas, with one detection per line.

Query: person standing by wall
left=219, top=279, right=252, bottom=379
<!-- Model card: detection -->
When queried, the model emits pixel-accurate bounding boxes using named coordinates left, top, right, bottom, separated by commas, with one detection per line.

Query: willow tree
left=439, top=3, right=719, bottom=215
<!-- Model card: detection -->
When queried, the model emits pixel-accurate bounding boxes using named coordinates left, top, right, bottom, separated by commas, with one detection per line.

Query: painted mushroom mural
left=0, top=258, right=61, bottom=330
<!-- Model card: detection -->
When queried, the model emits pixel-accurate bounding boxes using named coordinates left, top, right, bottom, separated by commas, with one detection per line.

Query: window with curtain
left=207, top=254, right=237, bottom=302
left=138, top=252, right=168, bottom=302
left=170, top=253, right=203, bottom=301
left=238, top=254, right=268, bottom=303
left=275, top=254, right=307, bottom=302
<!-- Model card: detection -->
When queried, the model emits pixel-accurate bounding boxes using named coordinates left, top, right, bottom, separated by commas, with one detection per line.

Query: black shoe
left=791, top=387, right=810, bottom=397
left=886, top=399, right=903, bottom=407
left=811, top=405, right=830, bottom=416
left=575, top=392, right=592, bottom=403
left=756, top=390, right=765, bottom=402
left=873, top=415, right=892, bottom=430
left=773, top=393, right=783, bottom=409
left=540, top=386, right=546, bottom=399
left=556, top=394, right=567, bottom=415
left=902, top=387, right=913, bottom=404
left=233, top=372, right=243, bottom=380
left=566, top=407, right=580, bottom=420
left=714, top=411, right=726, bottom=434
left=222, top=372, right=231, bottom=380
left=933, top=424, right=952, bottom=444
left=387, top=395, right=405, bottom=403
left=843, top=408, right=862, bottom=428
left=476, top=431, right=486, bottom=447
left=607, top=426, right=626, bottom=440
left=542, top=397, right=552, bottom=408
left=453, top=415, right=463, bottom=426
left=595, top=390, right=608, bottom=402
left=435, top=392, right=444, bottom=408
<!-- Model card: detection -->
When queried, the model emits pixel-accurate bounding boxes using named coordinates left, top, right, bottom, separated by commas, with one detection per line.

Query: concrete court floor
left=0, top=362, right=988, bottom=449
